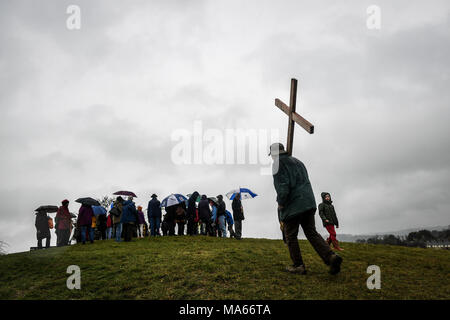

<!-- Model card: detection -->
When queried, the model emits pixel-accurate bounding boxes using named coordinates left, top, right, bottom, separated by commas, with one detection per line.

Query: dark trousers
left=57, top=229, right=70, bottom=247
left=123, top=223, right=134, bottom=241
left=186, top=218, right=195, bottom=235
left=228, top=224, right=235, bottom=238
left=168, top=221, right=176, bottom=236
left=37, top=236, right=50, bottom=249
left=234, top=220, right=243, bottom=239
left=283, top=209, right=334, bottom=267
left=177, top=222, right=185, bottom=235
left=98, top=227, right=107, bottom=240
left=149, top=217, right=161, bottom=236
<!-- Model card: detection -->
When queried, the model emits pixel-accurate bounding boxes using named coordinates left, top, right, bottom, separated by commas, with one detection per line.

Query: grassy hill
left=0, top=236, right=449, bottom=299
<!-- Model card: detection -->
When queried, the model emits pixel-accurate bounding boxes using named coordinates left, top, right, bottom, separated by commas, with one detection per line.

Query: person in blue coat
left=120, top=197, right=138, bottom=241
left=147, top=194, right=162, bottom=236
left=224, top=210, right=235, bottom=238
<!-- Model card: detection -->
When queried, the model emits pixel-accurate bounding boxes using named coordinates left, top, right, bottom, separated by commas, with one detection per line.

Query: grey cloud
left=0, top=0, right=449, bottom=253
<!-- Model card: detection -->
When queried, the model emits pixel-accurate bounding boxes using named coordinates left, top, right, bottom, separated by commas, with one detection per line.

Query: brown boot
left=332, top=239, right=344, bottom=251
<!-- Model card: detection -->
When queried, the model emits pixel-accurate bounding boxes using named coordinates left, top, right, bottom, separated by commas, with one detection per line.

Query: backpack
left=110, top=206, right=120, bottom=217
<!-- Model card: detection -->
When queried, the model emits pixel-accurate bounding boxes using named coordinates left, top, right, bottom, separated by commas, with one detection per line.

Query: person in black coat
left=232, top=193, right=244, bottom=239
left=97, top=213, right=107, bottom=240
left=147, top=194, right=162, bottom=236
left=175, top=203, right=187, bottom=236
left=165, top=205, right=177, bottom=236
left=186, top=191, right=199, bottom=235
left=35, top=210, right=51, bottom=249
left=198, top=195, right=213, bottom=236
left=318, top=192, right=343, bottom=251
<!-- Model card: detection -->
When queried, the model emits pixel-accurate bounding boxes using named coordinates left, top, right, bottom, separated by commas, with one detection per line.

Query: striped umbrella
left=160, top=194, right=188, bottom=208
left=226, top=187, right=258, bottom=200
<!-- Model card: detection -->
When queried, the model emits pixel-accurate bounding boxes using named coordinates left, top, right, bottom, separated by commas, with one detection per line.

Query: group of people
left=34, top=141, right=344, bottom=276
left=34, top=191, right=247, bottom=248
left=157, top=193, right=244, bottom=239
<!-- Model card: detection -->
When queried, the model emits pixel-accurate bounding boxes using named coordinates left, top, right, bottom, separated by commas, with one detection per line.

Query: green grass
left=0, top=236, right=449, bottom=299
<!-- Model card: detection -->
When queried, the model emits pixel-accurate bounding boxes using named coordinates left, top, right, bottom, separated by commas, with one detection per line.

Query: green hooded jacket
left=318, top=192, right=339, bottom=227
left=272, top=153, right=316, bottom=222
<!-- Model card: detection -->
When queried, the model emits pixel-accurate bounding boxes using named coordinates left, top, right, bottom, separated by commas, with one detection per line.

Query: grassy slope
left=0, top=236, right=449, bottom=300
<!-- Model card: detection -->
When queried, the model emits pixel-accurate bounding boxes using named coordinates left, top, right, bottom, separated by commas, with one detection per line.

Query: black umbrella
left=34, top=205, right=59, bottom=213
left=75, top=197, right=101, bottom=206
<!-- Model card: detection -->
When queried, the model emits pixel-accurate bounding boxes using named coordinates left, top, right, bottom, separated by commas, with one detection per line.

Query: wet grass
left=0, top=236, right=449, bottom=299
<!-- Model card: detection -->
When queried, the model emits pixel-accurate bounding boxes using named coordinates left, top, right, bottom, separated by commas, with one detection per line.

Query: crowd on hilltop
left=34, top=192, right=246, bottom=248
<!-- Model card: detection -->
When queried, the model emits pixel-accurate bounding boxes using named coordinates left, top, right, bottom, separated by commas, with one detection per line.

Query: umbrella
left=160, top=194, right=188, bottom=208
left=34, top=205, right=58, bottom=213
left=92, top=206, right=107, bottom=216
left=113, top=190, right=137, bottom=198
left=226, top=187, right=258, bottom=200
left=208, top=197, right=218, bottom=205
left=75, top=197, right=101, bottom=206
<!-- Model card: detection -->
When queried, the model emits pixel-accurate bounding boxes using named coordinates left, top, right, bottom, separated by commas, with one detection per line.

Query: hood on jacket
left=188, top=191, right=199, bottom=206
left=321, top=192, right=332, bottom=202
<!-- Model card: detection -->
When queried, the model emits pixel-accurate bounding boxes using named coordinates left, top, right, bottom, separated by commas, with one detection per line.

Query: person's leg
left=325, top=225, right=336, bottom=242
left=89, top=226, right=94, bottom=243
left=56, top=232, right=61, bottom=247
left=126, top=224, right=132, bottom=241
left=218, top=216, right=226, bottom=238
left=327, top=225, right=343, bottom=251
left=300, top=210, right=334, bottom=265
left=81, top=226, right=87, bottom=244
left=283, top=215, right=304, bottom=267
left=149, top=217, right=155, bottom=236
left=61, top=229, right=69, bottom=246
left=234, top=220, right=242, bottom=239
left=122, top=224, right=127, bottom=241
left=115, top=223, right=122, bottom=242
left=228, top=225, right=235, bottom=238
left=155, top=217, right=161, bottom=236
left=130, top=224, right=135, bottom=240
left=179, top=223, right=185, bottom=235
left=187, top=219, right=193, bottom=235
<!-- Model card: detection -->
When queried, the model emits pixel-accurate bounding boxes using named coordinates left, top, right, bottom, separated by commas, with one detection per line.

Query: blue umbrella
left=92, top=206, right=107, bottom=216
left=160, top=194, right=188, bottom=208
left=226, top=187, right=258, bottom=200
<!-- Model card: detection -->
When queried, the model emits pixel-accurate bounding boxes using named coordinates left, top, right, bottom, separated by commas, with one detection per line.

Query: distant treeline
left=356, top=228, right=450, bottom=248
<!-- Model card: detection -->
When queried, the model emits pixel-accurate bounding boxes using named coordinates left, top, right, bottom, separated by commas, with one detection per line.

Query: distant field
left=0, top=236, right=449, bottom=299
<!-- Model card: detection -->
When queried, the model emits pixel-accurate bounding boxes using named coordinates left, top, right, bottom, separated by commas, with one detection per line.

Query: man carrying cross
left=270, top=78, right=342, bottom=275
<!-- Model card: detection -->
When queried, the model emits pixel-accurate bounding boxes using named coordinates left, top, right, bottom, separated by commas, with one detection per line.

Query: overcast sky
left=1, top=0, right=449, bottom=253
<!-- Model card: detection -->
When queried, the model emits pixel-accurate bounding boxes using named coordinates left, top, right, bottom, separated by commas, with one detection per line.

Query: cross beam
left=274, top=78, right=314, bottom=156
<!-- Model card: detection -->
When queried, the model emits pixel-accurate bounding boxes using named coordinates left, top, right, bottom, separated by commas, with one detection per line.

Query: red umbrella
left=113, top=191, right=137, bottom=198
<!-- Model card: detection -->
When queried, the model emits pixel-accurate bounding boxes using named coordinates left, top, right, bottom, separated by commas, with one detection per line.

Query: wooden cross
left=275, top=78, right=314, bottom=156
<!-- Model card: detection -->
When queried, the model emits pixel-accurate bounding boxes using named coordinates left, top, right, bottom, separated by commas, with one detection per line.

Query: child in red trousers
left=319, top=192, right=344, bottom=251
